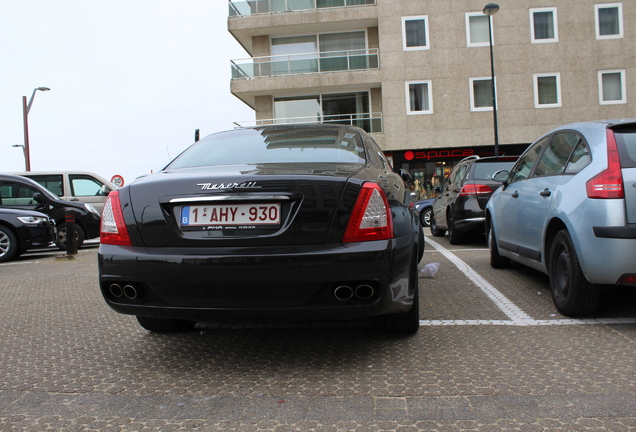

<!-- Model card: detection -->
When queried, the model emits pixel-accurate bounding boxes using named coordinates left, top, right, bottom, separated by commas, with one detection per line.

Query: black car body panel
left=98, top=125, right=421, bottom=329
left=0, top=174, right=101, bottom=245
left=0, top=208, right=55, bottom=262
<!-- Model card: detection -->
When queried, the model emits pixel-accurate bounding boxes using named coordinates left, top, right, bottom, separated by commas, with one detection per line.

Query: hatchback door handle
left=512, top=191, right=519, bottom=198
left=540, top=189, right=552, bottom=197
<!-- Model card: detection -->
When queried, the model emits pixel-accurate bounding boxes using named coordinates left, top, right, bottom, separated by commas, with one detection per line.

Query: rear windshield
left=471, top=161, right=516, bottom=180
left=613, top=126, right=636, bottom=168
left=166, top=127, right=366, bottom=169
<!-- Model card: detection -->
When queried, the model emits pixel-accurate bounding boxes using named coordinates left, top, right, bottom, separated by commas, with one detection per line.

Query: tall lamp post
left=483, top=3, right=499, bottom=156
left=22, top=86, right=51, bottom=171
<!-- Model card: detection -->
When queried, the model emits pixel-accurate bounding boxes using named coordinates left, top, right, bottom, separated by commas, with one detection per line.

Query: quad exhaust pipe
left=333, top=284, right=375, bottom=301
left=109, top=283, right=143, bottom=300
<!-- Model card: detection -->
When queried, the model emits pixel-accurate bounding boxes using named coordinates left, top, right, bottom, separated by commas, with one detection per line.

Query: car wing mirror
left=492, top=169, right=510, bottom=186
left=399, top=169, right=413, bottom=186
left=100, top=185, right=111, bottom=196
left=32, top=192, right=44, bottom=205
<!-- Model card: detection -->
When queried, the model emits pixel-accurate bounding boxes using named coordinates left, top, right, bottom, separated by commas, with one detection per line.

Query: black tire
left=429, top=214, right=446, bottom=237
left=55, top=222, right=85, bottom=251
left=487, top=224, right=509, bottom=268
left=0, top=226, right=19, bottom=263
left=548, top=230, right=601, bottom=316
left=136, top=316, right=196, bottom=333
left=447, top=213, right=463, bottom=245
left=373, top=252, right=420, bottom=334
left=417, top=224, right=425, bottom=263
left=420, top=207, right=432, bottom=227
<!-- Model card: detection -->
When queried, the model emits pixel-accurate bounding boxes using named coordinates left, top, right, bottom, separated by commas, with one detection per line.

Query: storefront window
left=402, top=161, right=456, bottom=200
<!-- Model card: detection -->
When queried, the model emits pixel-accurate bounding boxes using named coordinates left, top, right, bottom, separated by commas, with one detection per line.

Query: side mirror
left=32, top=192, right=44, bottom=205
left=492, top=170, right=510, bottom=184
left=399, top=169, right=413, bottom=185
left=100, top=185, right=111, bottom=196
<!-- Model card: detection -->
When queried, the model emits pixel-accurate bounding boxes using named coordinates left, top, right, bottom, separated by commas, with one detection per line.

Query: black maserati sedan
left=98, top=125, right=423, bottom=333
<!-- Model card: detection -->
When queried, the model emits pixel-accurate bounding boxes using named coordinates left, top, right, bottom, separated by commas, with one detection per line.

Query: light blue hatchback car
left=486, top=119, right=636, bottom=316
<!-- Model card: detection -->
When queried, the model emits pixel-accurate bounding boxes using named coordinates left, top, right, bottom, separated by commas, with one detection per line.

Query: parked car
left=0, top=208, right=56, bottom=262
left=414, top=197, right=434, bottom=227
left=0, top=174, right=101, bottom=250
left=430, top=155, right=518, bottom=244
left=98, top=125, right=423, bottom=333
left=486, top=119, right=636, bottom=316
left=12, top=171, right=116, bottom=214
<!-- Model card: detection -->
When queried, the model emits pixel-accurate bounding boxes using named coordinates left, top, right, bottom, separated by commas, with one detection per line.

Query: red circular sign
left=404, top=151, right=415, bottom=161
left=111, top=175, right=124, bottom=188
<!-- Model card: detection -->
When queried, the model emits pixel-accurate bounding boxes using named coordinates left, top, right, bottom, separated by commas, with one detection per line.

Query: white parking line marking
left=421, top=237, right=636, bottom=326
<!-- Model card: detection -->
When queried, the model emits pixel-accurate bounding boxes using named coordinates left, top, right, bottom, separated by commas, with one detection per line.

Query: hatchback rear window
left=472, top=161, right=516, bottom=180
left=166, top=127, right=366, bottom=169
left=613, top=126, right=636, bottom=168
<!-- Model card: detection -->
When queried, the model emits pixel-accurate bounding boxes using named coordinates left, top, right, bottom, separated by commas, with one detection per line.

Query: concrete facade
left=228, top=0, right=634, bottom=156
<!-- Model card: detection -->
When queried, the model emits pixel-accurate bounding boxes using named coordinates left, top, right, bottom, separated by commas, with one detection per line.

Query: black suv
left=430, top=156, right=517, bottom=244
left=0, top=174, right=101, bottom=250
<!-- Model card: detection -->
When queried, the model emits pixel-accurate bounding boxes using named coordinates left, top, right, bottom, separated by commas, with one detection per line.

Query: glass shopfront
left=390, top=144, right=529, bottom=200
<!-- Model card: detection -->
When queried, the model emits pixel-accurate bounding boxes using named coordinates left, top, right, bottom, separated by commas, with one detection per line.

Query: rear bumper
left=98, top=236, right=416, bottom=322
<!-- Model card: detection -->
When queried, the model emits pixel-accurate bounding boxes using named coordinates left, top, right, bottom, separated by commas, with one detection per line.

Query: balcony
left=233, top=112, right=383, bottom=134
left=231, top=49, right=379, bottom=79
left=229, top=0, right=376, bottom=17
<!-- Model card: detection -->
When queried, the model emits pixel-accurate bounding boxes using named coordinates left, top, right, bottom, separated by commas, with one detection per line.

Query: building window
left=402, top=16, right=429, bottom=50
left=406, top=81, right=433, bottom=114
left=466, top=12, right=491, bottom=47
left=595, top=3, right=623, bottom=39
left=598, top=70, right=626, bottom=104
left=533, top=73, right=561, bottom=108
left=530, top=8, right=558, bottom=43
left=469, top=77, right=494, bottom=111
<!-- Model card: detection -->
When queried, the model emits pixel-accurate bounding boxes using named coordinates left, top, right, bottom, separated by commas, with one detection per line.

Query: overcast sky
left=0, top=1, right=253, bottom=186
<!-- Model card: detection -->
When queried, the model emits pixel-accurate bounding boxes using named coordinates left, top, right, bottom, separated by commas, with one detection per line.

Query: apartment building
left=228, top=0, right=633, bottom=198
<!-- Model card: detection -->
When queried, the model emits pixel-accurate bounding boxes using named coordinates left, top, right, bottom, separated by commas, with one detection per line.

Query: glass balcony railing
left=231, top=49, right=379, bottom=79
left=229, top=0, right=375, bottom=17
left=233, top=113, right=383, bottom=134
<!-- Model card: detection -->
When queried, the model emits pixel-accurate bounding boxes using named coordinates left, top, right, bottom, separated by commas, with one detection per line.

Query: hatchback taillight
left=343, top=183, right=393, bottom=243
left=586, top=129, right=624, bottom=199
left=100, top=190, right=132, bottom=246
left=459, top=184, right=492, bottom=196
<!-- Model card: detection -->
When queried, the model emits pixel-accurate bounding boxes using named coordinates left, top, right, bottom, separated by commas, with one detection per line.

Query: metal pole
left=488, top=15, right=499, bottom=156
left=22, top=96, right=31, bottom=171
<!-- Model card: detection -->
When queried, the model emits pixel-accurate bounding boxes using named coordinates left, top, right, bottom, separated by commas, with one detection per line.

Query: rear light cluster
left=100, top=190, right=132, bottom=246
left=458, top=184, right=492, bottom=196
left=586, top=129, right=625, bottom=199
left=343, top=182, right=393, bottom=243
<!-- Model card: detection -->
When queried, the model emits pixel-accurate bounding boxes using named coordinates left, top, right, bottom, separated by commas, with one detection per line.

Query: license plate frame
left=180, top=203, right=281, bottom=227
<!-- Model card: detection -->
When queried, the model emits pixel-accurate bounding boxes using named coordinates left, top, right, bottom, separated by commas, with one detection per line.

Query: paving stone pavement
left=1, top=249, right=635, bottom=431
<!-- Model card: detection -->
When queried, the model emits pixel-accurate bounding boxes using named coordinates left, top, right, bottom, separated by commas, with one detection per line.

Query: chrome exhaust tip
left=333, top=285, right=354, bottom=301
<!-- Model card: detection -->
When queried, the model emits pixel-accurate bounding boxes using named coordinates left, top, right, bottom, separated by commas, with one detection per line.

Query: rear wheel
left=420, top=207, right=432, bottom=227
left=447, top=213, right=463, bottom=245
left=136, top=316, right=196, bottom=333
left=0, top=226, right=19, bottom=263
left=429, top=214, right=446, bottom=237
left=373, top=253, right=420, bottom=334
left=549, top=230, right=601, bottom=316
left=55, top=222, right=85, bottom=251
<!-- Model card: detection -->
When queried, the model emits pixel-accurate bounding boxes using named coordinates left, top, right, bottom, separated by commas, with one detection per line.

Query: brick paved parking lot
left=1, top=237, right=635, bottom=431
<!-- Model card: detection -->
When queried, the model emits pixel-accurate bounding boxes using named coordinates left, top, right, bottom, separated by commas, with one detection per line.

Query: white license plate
left=180, top=203, right=280, bottom=226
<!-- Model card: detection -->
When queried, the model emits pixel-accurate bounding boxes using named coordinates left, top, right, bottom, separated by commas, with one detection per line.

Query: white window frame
left=465, top=12, right=492, bottom=48
left=530, top=7, right=558, bottom=43
left=598, top=69, right=626, bottom=104
left=405, top=80, right=433, bottom=115
left=469, top=77, right=495, bottom=112
left=533, top=73, right=562, bottom=108
left=595, top=3, right=623, bottom=40
left=402, top=16, right=430, bottom=51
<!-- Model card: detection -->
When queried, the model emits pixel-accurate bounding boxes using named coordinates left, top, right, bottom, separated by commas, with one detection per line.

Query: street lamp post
left=22, top=86, right=51, bottom=171
left=483, top=3, right=499, bottom=156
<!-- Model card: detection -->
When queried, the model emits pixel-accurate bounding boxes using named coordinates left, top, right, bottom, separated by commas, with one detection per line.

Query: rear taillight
left=100, top=190, right=132, bottom=246
left=458, top=184, right=492, bottom=196
left=586, top=129, right=624, bottom=199
left=619, top=275, right=636, bottom=285
left=343, top=183, right=393, bottom=243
